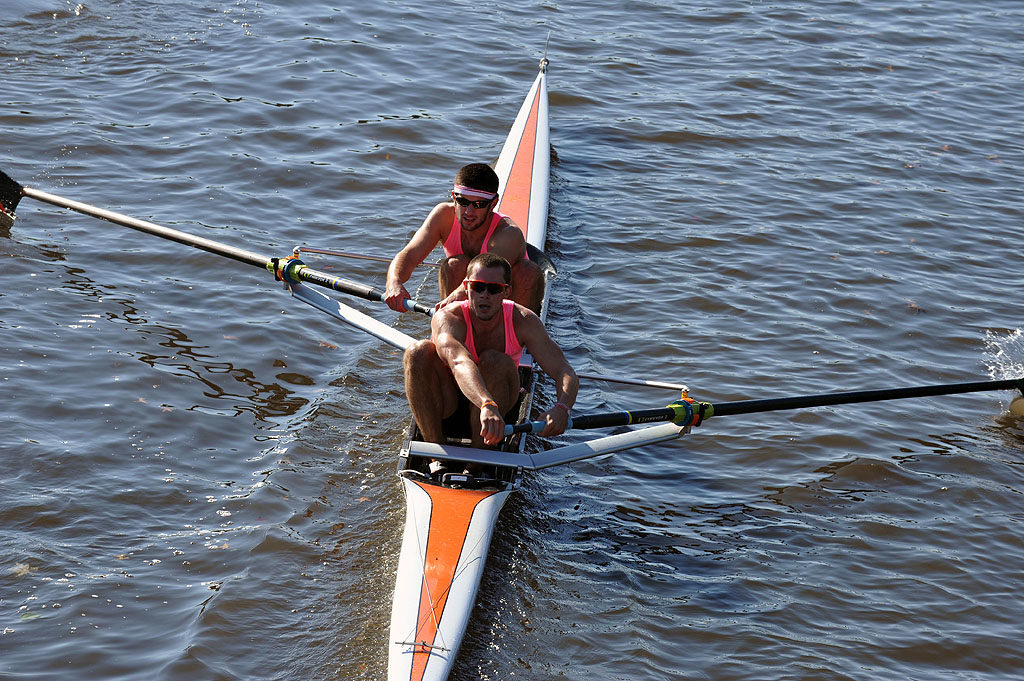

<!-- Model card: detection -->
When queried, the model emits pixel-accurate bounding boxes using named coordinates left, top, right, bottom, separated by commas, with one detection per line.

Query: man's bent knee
left=404, top=339, right=438, bottom=370
left=511, top=259, right=545, bottom=312
left=440, top=256, right=471, bottom=295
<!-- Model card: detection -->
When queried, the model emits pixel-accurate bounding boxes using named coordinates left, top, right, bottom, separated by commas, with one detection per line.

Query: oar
left=506, top=377, right=1024, bottom=435
left=0, top=169, right=434, bottom=316
left=293, top=246, right=441, bottom=268
left=576, top=371, right=688, bottom=392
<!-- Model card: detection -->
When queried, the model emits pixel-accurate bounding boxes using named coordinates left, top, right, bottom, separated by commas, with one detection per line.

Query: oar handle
left=505, top=419, right=566, bottom=436
left=403, top=298, right=434, bottom=316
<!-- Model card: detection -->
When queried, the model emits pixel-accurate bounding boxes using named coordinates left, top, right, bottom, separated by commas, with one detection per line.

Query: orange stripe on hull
left=497, top=88, right=541, bottom=236
left=409, top=482, right=501, bottom=681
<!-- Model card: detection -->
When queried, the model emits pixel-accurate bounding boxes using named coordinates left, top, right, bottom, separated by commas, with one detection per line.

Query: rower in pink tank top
left=442, top=211, right=507, bottom=258
left=433, top=299, right=523, bottom=365
left=461, top=299, right=523, bottom=364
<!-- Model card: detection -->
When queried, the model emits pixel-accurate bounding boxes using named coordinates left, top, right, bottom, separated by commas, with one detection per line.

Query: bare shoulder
left=497, top=214, right=526, bottom=241
left=396, top=202, right=455, bottom=264
left=425, top=201, right=456, bottom=233
left=509, top=301, right=545, bottom=337
left=431, top=200, right=456, bottom=217
left=432, top=301, right=466, bottom=333
left=491, top=215, right=527, bottom=261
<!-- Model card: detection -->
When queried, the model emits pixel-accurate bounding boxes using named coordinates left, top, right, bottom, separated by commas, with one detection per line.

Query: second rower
left=385, top=163, right=545, bottom=313
left=403, top=253, right=577, bottom=448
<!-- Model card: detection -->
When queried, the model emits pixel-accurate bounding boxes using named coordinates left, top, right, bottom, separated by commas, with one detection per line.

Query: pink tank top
left=457, top=299, right=524, bottom=365
left=443, top=211, right=506, bottom=257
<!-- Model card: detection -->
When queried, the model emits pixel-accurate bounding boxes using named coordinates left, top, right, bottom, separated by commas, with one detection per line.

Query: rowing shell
left=387, top=58, right=552, bottom=681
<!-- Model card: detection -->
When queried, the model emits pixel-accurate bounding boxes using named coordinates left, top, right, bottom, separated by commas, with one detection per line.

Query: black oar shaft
left=24, top=186, right=269, bottom=268
left=293, top=265, right=434, bottom=316
left=569, top=407, right=678, bottom=430
left=710, top=378, right=1024, bottom=417
left=507, top=377, right=1024, bottom=436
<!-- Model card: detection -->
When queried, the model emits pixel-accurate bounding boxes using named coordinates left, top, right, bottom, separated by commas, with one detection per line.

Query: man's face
left=464, top=264, right=508, bottom=321
left=452, top=191, right=496, bottom=231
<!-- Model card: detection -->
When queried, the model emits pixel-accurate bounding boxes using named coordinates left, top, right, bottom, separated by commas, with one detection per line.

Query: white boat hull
left=493, top=64, right=549, bottom=251
left=388, top=59, right=551, bottom=681
left=388, top=477, right=513, bottom=681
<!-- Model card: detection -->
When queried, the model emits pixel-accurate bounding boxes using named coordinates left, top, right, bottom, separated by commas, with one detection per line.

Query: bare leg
left=403, top=339, right=459, bottom=444
left=439, top=255, right=471, bottom=297
left=468, top=350, right=521, bottom=448
left=510, top=258, right=545, bottom=314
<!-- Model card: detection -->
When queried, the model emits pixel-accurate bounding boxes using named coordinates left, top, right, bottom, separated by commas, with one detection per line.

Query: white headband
left=453, top=184, right=497, bottom=200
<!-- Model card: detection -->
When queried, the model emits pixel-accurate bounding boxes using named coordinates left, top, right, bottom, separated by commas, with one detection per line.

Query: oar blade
left=0, top=169, right=24, bottom=228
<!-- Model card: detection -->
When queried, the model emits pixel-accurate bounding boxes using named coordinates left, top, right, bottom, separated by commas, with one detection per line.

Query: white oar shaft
left=23, top=186, right=269, bottom=268
left=20, top=182, right=438, bottom=318
left=577, top=371, right=688, bottom=392
left=287, top=282, right=415, bottom=351
left=294, top=246, right=440, bottom=268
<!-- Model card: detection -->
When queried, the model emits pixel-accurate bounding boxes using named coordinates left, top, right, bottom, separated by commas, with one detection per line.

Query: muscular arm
left=431, top=308, right=507, bottom=445
left=431, top=309, right=493, bottom=411
left=513, top=307, right=579, bottom=437
left=384, top=203, right=450, bottom=311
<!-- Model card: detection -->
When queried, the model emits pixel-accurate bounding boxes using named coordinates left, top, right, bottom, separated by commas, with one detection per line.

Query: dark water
left=3, top=2, right=1023, bottom=679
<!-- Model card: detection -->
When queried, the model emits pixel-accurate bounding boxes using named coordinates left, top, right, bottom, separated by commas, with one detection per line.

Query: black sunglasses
left=465, top=280, right=508, bottom=295
left=452, top=193, right=494, bottom=209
